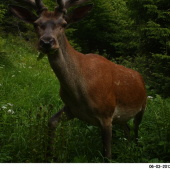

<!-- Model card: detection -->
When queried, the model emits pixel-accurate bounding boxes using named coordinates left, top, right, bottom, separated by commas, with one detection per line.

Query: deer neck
left=47, top=33, right=82, bottom=90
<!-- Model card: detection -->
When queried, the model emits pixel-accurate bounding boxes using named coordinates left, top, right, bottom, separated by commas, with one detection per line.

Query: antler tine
left=56, top=0, right=65, bottom=9
left=55, top=0, right=90, bottom=14
left=35, top=0, right=48, bottom=14
left=55, top=0, right=67, bottom=14
left=13, top=0, right=47, bottom=15
left=13, top=0, right=37, bottom=9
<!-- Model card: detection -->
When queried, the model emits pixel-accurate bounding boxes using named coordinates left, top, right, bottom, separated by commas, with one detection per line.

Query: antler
left=55, top=0, right=90, bottom=14
left=56, top=0, right=65, bottom=10
left=13, top=0, right=47, bottom=15
left=35, top=0, right=48, bottom=14
left=55, top=0, right=67, bottom=14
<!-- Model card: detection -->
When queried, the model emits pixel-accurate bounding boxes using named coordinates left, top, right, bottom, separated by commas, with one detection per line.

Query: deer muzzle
left=40, top=38, right=55, bottom=50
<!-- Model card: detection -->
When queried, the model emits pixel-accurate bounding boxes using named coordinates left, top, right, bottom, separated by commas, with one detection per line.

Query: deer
left=9, top=0, right=147, bottom=160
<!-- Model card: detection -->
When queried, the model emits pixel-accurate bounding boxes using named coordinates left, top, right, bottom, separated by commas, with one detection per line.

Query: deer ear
left=65, top=4, right=93, bottom=25
left=9, top=5, right=38, bottom=24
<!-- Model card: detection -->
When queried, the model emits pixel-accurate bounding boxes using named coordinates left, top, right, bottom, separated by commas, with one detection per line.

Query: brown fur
left=47, top=37, right=147, bottom=159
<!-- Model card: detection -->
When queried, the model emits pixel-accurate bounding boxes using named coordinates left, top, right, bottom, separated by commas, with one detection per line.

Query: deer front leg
left=101, top=122, right=112, bottom=160
left=47, top=105, right=74, bottom=158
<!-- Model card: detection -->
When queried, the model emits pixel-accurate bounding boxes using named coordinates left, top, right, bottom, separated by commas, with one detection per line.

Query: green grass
left=0, top=35, right=170, bottom=163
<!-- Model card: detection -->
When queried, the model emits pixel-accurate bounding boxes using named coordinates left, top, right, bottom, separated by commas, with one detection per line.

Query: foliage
left=0, top=36, right=170, bottom=163
left=69, top=0, right=134, bottom=59
left=126, top=0, right=170, bottom=97
left=1, top=0, right=170, bottom=97
left=0, top=4, right=6, bottom=23
left=0, top=0, right=170, bottom=163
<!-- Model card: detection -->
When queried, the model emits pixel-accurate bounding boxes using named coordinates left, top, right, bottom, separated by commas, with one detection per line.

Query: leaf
left=37, top=53, right=46, bottom=61
left=158, top=141, right=165, bottom=146
left=148, top=158, right=159, bottom=163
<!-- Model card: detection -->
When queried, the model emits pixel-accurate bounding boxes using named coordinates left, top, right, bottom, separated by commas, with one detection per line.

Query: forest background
left=1, top=0, right=170, bottom=97
left=0, top=0, right=170, bottom=163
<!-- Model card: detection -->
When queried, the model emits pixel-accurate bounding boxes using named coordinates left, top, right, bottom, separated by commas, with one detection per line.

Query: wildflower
left=123, top=138, right=127, bottom=141
left=147, top=96, right=153, bottom=101
left=7, top=109, right=14, bottom=114
left=7, top=103, right=13, bottom=107
left=29, top=66, right=32, bottom=68
left=0, top=84, right=2, bottom=86
left=147, top=96, right=153, bottom=99
left=12, top=75, right=15, bottom=77
left=18, top=71, right=21, bottom=73
left=0, top=67, right=3, bottom=68
left=2, top=106, right=7, bottom=110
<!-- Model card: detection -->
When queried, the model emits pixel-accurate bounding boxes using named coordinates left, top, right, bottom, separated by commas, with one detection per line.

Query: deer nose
left=40, top=38, right=55, bottom=51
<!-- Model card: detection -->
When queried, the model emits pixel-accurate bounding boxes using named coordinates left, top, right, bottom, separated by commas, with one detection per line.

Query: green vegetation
left=0, top=36, right=170, bottom=163
left=0, top=0, right=170, bottom=163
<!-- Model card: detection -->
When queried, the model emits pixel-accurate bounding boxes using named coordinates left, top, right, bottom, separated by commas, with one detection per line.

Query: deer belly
left=112, top=106, right=141, bottom=124
left=69, top=106, right=101, bottom=127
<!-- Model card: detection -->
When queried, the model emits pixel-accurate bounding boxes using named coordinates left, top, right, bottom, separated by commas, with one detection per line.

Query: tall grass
left=0, top=35, right=170, bottom=163
left=0, top=35, right=61, bottom=162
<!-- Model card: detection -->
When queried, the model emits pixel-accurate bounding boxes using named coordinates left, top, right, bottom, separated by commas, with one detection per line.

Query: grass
left=0, top=35, right=170, bottom=163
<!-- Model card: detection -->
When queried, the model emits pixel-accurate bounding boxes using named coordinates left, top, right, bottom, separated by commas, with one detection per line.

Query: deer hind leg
left=47, top=105, right=74, bottom=157
left=133, top=107, right=145, bottom=144
left=122, top=123, right=130, bottom=141
left=101, top=122, right=112, bottom=160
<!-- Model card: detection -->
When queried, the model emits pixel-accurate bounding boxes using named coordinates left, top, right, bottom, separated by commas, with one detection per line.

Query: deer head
left=9, top=0, right=93, bottom=54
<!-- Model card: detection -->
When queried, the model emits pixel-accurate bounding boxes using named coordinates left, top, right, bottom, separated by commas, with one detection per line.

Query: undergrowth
left=0, top=35, right=170, bottom=163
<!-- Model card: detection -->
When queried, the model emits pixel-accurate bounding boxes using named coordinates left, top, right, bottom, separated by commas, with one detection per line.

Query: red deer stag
left=9, top=0, right=147, bottom=160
